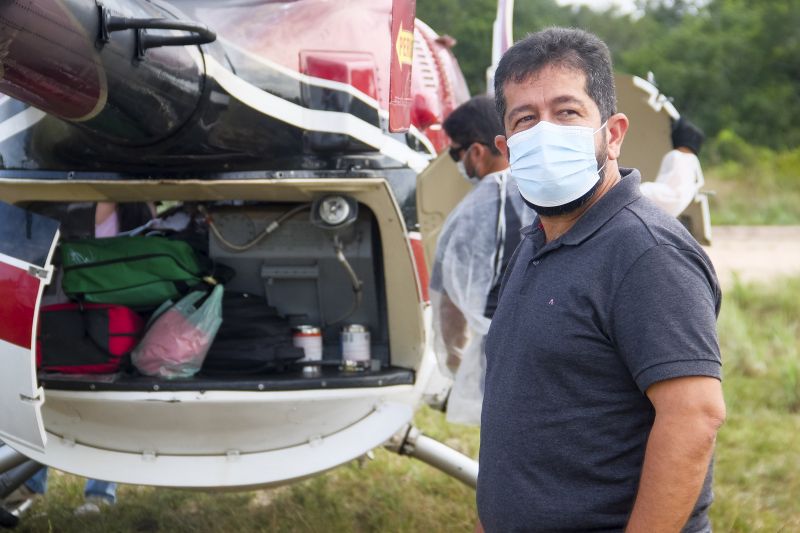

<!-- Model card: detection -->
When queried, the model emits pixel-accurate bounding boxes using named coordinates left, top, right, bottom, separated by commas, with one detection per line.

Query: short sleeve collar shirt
left=477, top=168, right=722, bottom=532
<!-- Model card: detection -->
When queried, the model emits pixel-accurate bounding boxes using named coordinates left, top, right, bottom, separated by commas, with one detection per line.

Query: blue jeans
left=83, top=478, right=117, bottom=503
left=25, top=468, right=116, bottom=503
left=22, top=468, right=47, bottom=494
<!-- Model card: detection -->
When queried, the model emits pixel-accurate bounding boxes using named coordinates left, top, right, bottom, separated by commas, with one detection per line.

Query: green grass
left=13, top=276, right=800, bottom=532
left=710, top=276, right=800, bottom=532
left=704, top=132, right=800, bottom=225
left=15, top=408, right=480, bottom=533
left=705, top=166, right=800, bottom=225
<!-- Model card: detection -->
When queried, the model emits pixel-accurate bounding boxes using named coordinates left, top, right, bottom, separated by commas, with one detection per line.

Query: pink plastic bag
left=132, top=285, right=223, bottom=379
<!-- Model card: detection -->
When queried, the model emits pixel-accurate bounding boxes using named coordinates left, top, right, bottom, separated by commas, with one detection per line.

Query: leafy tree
left=417, top=0, right=498, bottom=95
left=620, top=0, right=800, bottom=149
left=417, top=0, right=800, bottom=149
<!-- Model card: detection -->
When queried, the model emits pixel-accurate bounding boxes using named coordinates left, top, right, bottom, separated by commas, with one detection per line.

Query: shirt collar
left=483, top=167, right=510, bottom=182
left=519, top=168, right=642, bottom=246
left=561, top=167, right=642, bottom=245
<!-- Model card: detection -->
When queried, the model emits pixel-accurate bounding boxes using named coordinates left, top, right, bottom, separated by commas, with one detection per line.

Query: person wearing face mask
left=640, top=117, right=707, bottom=217
left=476, top=28, right=725, bottom=533
left=429, top=95, right=534, bottom=426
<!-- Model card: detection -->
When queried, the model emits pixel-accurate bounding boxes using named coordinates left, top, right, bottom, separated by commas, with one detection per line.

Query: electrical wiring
left=325, top=234, right=364, bottom=325
left=200, top=203, right=311, bottom=252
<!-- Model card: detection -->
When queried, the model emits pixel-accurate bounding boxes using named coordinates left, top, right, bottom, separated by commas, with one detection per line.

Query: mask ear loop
left=593, top=120, right=609, bottom=135
left=595, top=121, right=610, bottom=174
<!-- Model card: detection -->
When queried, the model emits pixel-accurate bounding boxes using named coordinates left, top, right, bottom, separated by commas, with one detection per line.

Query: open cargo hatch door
left=616, top=73, right=712, bottom=245
left=416, top=152, right=472, bottom=272
left=0, top=201, right=59, bottom=454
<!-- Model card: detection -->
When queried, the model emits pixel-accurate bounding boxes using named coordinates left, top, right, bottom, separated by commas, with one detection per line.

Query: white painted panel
left=26, top=402, right=413, bottom=488
left=0, top=339, right=45, bottom=453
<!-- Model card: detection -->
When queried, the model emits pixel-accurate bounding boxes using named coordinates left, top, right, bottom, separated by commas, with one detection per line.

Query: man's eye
left=516, top=115, right=534, bottom=127
left=558, top=109, right=577, bottom=117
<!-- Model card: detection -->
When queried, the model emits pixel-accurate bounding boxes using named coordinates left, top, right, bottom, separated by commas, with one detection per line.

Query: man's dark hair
left=493, top=27, right=617, bottom=124
left=443, top=95, right=504, bottom=155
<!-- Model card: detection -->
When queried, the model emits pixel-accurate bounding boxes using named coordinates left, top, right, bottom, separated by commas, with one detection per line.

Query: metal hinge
left=27, top=265, right=52, bottom=283
left=18, top=393, right=43, bottom=405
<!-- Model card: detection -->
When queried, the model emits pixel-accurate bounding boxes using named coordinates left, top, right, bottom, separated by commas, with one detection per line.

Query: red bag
left=37, top=303, right=145, bottom=374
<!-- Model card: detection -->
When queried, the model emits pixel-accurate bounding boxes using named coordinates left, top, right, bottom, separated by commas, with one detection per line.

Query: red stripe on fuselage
left=0, top=261, right=38, bottom=349
left=408, top=235, right=429, bottom=303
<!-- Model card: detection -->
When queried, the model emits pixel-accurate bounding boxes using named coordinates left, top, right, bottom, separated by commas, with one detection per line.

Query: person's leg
left=23, top=468, right=48, bottom=495
left=75, top=479, right=117, bottom=515
left=83, top=479, right=117, bottom=504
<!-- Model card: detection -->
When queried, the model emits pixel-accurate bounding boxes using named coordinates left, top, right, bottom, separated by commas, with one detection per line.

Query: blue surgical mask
left=508, top=120, right=607, bottom=207
left=456, top=159, right=481, bottom=185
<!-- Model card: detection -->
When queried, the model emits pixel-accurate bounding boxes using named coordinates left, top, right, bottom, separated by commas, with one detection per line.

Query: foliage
left=417, top=0, right=800, bottom=150
left=620, top=0, right=800, bottom=150
left=417, top=0, right=499, bottom=97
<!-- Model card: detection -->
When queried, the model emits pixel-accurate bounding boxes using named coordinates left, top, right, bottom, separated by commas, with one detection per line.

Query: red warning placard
left=389, top=0, right=416, bottom=133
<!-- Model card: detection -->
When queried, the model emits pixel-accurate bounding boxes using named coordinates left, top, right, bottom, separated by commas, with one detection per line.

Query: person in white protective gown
left=429, top=96, right=534, bottom=425
left=640, top=117, right=706, bottom=217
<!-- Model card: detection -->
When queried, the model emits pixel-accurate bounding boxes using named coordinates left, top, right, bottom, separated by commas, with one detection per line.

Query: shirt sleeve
left=429, top=245, right=446, bottom=293
left=610, top=243, right=722, bottom=393
left=427, top=182, right=502, bottom=335
left=429, top=203, right=460, bottom=294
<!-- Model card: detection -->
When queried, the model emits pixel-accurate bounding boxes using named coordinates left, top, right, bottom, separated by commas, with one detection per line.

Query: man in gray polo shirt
left=477, top=28, right=726, bottom=532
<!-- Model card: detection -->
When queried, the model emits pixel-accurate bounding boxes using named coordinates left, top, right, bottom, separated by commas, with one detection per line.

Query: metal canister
left=293, top=325, right=322, bottom=375
left=341, top=324, right=370, bottom=364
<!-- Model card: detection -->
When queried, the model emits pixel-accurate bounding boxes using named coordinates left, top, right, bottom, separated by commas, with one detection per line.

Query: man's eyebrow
left=551, top=95, right=587, bottom=109
left=506, top=95, right=588, bottom=121
left=507, top=104, right=537, bottom=121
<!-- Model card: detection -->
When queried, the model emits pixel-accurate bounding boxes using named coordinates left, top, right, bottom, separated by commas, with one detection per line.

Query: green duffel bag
left=61, top=236, right=214, bottom=308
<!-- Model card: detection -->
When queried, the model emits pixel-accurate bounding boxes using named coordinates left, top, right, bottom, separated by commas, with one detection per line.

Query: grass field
left=11, top=276, right=800, bottom=532
left=704, top=138, right=800, bottom=225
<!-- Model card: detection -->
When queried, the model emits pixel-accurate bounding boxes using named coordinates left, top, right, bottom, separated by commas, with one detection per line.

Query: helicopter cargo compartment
left=207, top=203, right=388, bottom=360
left=31, top=195, right=418, bottom=393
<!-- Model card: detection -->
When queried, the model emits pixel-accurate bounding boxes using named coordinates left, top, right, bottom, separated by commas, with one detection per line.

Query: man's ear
left=606, top=113, right=629, bottom=161
left=495, top=135, right=509, bottom=161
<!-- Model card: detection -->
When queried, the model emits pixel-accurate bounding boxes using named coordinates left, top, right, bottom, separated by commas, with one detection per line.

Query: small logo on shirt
left=548, top=298, right=555, bottom=305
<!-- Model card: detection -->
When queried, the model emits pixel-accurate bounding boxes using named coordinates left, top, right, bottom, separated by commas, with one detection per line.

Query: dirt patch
left=703, top=226, right=800, bottom=287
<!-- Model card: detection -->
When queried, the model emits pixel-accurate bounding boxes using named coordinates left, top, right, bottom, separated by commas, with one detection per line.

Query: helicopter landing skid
left=385, top=424, right=478, bottom=489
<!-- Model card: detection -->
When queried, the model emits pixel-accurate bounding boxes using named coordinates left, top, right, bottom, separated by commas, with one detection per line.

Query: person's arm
left=439, top=291, right=469, bottom=372
left=433, top=187, right=498, bottom=371
left=626, top=376, right=726, bottom=532
left=95, top=202, right=117, bottom=226
left=640, top=150, right=700, bottom=217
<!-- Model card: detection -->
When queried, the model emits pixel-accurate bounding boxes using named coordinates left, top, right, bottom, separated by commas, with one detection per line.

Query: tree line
left=417, top=0, right=800, bottom=150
